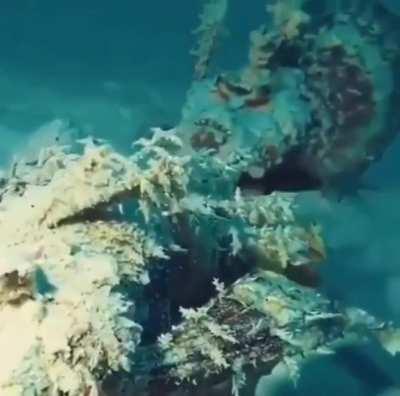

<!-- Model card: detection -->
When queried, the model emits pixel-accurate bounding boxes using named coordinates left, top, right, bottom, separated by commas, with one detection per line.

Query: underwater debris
left=182, top=0, right=399, bottom=197
left=192, top=0, right=229, bottom=80
left=150, top=271, right=397, bottom=395
left=0, top=125, right=396, bottom=396
left=0, top=0, right=399, bottom=395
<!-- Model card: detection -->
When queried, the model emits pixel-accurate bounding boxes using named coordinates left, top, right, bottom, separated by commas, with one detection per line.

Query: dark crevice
left=238, top=150, right=322, bottom=196
left=55, top=191, right=136, bottom=227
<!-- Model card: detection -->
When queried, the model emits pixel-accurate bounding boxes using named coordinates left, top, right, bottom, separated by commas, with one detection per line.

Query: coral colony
left=0, top=1, right=399, bottom=395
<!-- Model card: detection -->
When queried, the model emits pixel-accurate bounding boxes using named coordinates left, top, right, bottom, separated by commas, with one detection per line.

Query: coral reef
left=156, top=271, right=396, bottom=394
left=0, top=1, right=399, bottom=395
left=181, top=0, right=399, bottom=196
left=0, top=135, right=181, bottom=395
left=0, top=126, right=397, bottom=396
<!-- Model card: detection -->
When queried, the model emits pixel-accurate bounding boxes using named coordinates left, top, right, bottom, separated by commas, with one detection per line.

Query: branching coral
left=0, top=125, right=398, bottom=395
left=0, top=132, right=189, bottom=395
left=156, top=270, right=397, bottom=394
